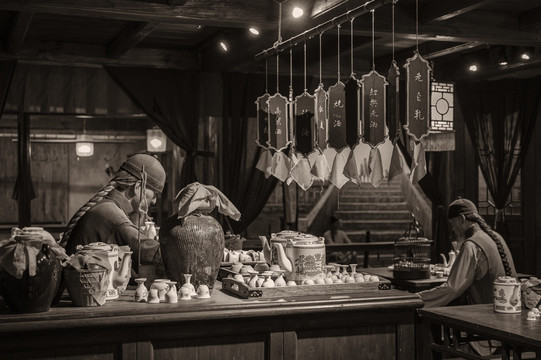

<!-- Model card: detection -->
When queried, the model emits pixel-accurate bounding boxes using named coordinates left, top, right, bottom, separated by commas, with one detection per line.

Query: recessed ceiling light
left=468, top=64, right=478, bottom=72
left=220, top=41, right=228, bottom=52
left=249, top=27, right=259, bottom=35
left=521, top=53, right=531, bottom=60
left=292, top=7, right=304, bottom=18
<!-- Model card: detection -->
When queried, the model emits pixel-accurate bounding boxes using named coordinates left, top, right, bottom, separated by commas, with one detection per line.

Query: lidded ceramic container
left=493, top=276, right=521, bottom=313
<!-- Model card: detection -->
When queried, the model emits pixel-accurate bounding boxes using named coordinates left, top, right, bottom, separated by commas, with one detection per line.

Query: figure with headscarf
left=419, top=198, right=517, bottom=307
left=60, top=153, right=166, bottom=275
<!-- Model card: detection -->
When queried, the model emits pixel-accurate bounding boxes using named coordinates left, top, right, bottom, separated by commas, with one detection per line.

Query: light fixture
left=219, top=41, right=228, bottom=52
left=146, top=127, right=167, bottom=153
left=75, top=119, right=94, bottom=157
left=249, top=27, right=259, bottom=35
left=292, top=6, right=304, bottom=18
left=498, top=47, right=508, bottom=66
left=468, top=64, right=478, bottom=72
left=75, top=134, right=94, bottom=157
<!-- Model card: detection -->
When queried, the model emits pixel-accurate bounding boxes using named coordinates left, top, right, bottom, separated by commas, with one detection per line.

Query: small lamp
left=147, top=127, right=167, bottom=153
left=75, top=134, right=94, bottom=157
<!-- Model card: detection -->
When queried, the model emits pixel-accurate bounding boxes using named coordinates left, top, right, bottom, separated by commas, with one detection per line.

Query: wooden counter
left=0, top=283, right=423, bottom=360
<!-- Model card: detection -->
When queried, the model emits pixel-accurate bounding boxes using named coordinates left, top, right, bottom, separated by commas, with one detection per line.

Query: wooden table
left=418, top=304, right=541, bottom=359
left=0, top=282, right=423, bottom=360
left=365, top=266, right=447, bottom=292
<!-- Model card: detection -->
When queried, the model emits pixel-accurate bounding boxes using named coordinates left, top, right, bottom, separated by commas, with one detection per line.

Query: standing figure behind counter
left=418, top=198, right=517, bottom=307
left=60, top=153, right=166, bottom=276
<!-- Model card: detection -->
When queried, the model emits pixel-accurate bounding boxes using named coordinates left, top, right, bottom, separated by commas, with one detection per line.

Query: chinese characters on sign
left=360, top=71, right=387, bottom=147
left=327, top=81, right=347, bottom=151
left=314, top=85, right=328, bottom=150
left=404, top=52, right=432, bottom=141
left=255, top=93, right=270, bottom=148
left=314, top=86, right=328, bottom=150
left=294, top=92, right=316, bottom=156
left=267, top=93, right=290, bottom=151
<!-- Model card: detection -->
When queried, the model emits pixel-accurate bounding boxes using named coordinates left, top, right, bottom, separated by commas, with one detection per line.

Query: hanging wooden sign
left=255, top=93, right=270, bottom=148
left=404, top=51, right=432, bottom=141
left=386, top=61, right=400, bottom=142
left=267, top=93, right=290, bottom=152
left=294, top=92, right=316, bottom=156
left=360, top=70, right=388, bottom=147
left=344, top=76, right=360, bottom=148
left=314, top=85, right=327, bottom=150
left=327, top=81, right=347, bottom=151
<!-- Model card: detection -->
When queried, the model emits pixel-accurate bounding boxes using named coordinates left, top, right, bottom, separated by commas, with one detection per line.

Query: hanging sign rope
left=344, top=19, right=360, bottom=149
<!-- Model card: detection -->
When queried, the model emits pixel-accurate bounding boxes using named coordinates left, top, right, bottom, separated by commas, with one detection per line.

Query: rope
left=337, top=24, right=341, bottom=81
left=371, top=10, right=375, bottom=70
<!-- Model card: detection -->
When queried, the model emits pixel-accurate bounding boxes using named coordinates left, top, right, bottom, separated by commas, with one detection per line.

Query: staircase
left=334, top=179, right=413, bottom=265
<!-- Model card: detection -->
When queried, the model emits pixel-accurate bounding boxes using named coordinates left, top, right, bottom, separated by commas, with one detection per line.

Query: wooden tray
left=221, top=277, right=391, bottom=299
left=220, top=261, right=266, bottom=267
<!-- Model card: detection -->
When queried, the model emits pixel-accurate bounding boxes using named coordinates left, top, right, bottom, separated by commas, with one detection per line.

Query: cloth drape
left=221, top=73, right=278, bottom=234
left=457, top=78, right=541, bottom=234
left=104, top=66, right=200, bottom=188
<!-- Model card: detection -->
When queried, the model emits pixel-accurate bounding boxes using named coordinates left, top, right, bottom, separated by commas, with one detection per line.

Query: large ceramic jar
left=0, top=227, right=66, bottom=313
left=160, top=214, right=224, bottom=293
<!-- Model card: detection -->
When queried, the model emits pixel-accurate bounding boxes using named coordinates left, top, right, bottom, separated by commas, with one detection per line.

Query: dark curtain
left=0, top=61, right=16, bottom=115
left=104, top=66, right=200, bottom=187
left=457, top=78, right=541, bottom=234
left=221, top=73, right=277, bottom=234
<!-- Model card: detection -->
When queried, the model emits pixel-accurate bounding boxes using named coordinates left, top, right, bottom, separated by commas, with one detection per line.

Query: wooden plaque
left=404, top=51, right=432, bottom=141
left=294, top=92, right=316, bottom=156
left=255, top=93, right=270, bottom=148
left=360, top=70, right=388, bottom=147
left=314, top=84, right=328, bottom=150
left=387, top=61, right=400, bottom=142
left=267, top=93, right=291, bottom=152
left=345, top=76, right=360, bottom=148
left=327, top=81, right=347, bottom=151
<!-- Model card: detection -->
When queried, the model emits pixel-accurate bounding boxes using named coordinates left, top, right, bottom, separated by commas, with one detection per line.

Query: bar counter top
left=0, top=282, right=423, bottom=359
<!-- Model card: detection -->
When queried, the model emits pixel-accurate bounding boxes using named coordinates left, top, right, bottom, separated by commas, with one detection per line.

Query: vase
left=0, top=230, right=63, bottom=313
left=160, top=213, right=224, bottom=293
left=181, top=273, right=197, bottom=297
left=150, top=279, right=170, bottom=301
left=165, top=281, right=178, bottom=303
left=134, top=278, right=148, bottom=302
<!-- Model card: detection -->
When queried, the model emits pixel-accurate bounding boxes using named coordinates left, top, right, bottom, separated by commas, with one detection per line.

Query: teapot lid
left=273, top=230, right=301, bottom=239
left=82, top=242, right=116, bottom=252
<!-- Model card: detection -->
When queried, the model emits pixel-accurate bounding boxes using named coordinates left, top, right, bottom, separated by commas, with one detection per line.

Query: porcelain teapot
left=259, top=230, right=301, bottom=265
left=273, top=234, right=326, bottom=284
left=80, top=242, right=132, bottom=300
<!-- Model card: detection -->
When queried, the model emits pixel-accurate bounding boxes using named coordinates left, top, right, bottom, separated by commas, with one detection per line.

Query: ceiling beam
left=519, top=6, right=541, bottom=29
left=350, top=9, right=541, bottom=47
left=421, top=0, right=495, bottom=23
left=6, top=11, right=33, bottom=54
left=0, top=40, right=199, bottom=69
left=108, top=21, right=159, bottom=58
left=0, top=0, right=275, bottom=29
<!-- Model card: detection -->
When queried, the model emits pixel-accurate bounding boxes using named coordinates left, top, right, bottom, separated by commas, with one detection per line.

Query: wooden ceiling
left=0, top=0, right=540, bottom=82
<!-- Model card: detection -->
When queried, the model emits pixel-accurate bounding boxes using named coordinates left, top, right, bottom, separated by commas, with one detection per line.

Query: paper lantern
left=147, top=128, right=167, bottom=153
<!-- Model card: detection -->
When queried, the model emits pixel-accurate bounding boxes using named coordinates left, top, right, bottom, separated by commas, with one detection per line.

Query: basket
left=64, top=268, right=108, bottom=306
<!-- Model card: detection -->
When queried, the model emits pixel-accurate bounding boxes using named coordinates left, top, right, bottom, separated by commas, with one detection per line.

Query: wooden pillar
left=17, top=112, right=31, bottom=227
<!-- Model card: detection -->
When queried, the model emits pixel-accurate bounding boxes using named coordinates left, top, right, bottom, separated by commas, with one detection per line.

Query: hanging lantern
left=430, top=82, right=454, bottom=131
left=75, top=134, right=94, bottom=157
left=146, top=128, right=167, bottom=153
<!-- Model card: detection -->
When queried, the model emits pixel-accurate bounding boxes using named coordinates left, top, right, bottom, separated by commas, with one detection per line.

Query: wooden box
left=221, top=277, right=391, bottom=299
